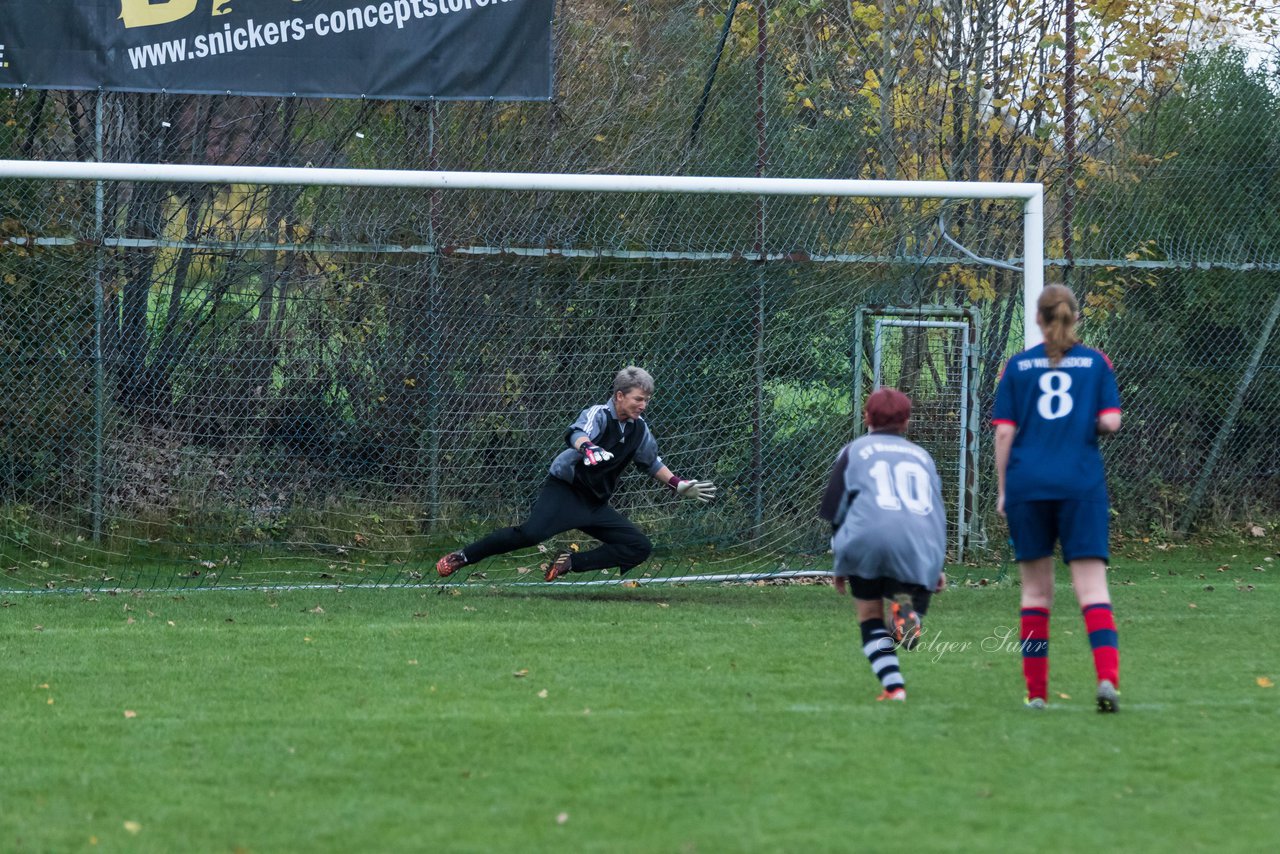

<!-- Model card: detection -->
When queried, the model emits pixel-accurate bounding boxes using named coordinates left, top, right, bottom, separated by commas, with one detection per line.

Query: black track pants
left=463, top=477, right=652, bottom=573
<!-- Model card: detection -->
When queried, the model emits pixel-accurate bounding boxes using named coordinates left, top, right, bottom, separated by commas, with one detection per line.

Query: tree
left=1075, top=48, right=1280, bottom=526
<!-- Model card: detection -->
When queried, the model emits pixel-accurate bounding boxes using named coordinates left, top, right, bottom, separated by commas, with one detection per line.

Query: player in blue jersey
left=819, top=388, right=947, bottom=702
left=433, top=366, right=716, bottom=582
left=993, top=284, right=1123, bottom=713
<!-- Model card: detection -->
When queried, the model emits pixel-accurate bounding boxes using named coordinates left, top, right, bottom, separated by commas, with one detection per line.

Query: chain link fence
left=2, top=1, right=1278, bottom=590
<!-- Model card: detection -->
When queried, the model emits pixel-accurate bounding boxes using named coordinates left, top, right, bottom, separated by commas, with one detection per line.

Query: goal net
left=0, top=161, right=1041, bottom=591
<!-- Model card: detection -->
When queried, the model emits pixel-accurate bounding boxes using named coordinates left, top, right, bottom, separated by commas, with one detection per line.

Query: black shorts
left=847, top=576, right=932, bottom=614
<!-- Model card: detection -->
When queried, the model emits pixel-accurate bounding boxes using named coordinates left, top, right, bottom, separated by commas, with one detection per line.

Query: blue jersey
left=993, top=342, right=1121, bottom=503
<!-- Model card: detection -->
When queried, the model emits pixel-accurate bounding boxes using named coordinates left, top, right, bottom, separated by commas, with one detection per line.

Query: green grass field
left=2, top=543, right=1277, bottom=853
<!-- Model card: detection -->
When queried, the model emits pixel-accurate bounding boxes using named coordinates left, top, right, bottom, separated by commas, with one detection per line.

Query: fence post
left=750, top=0, right=768, bottom=534
left=92, top=89, right=106, bottom=543
left=426, top=100, right=442, bottom=529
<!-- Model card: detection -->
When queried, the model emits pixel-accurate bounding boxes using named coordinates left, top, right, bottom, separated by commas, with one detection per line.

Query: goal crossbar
left=0, top=158, right=1045, bottom=344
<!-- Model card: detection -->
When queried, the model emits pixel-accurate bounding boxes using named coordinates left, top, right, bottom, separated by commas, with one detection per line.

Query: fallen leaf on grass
left=1249, top=525, right=1266, bottom=537
left=407, top=659, right=419, bottom=666
left=537, top=689, right=548, bottom=698
left=123, top=710, right=137, bottom=719
left=513, top=669, right=529, bottom=678
left=1258, top=677, right=1275, bottom=688
left=123, top=821, right=141, bottom=835
left=1188, top=603, right=1197, bottom=609
left=1057, top=693, right=1071, bottom=700
left=309, top=605, right=325, bottom=614
left=556, top=812, right=569, bottom=825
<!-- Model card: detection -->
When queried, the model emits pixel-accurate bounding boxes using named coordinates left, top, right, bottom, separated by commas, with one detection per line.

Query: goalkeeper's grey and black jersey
left=549, top=399, right=664, bottom=503
left=819, top=432, right=946, bottom=588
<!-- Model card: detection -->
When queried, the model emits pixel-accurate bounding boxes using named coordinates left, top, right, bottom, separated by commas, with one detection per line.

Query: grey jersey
left=548, top=399, right=664, bottom=501
left=818, top=432, right=946, bottom=586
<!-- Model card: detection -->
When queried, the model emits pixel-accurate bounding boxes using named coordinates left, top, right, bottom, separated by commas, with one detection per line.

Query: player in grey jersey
left=818, top=388, right=947, bottom=702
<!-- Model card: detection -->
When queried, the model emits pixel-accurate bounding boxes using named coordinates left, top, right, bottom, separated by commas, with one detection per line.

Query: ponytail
left=1037, top=284, right=1079, bottom=364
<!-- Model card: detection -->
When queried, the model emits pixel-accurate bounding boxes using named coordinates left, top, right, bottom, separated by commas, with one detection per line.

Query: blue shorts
left=1005, top=499, right=1110, bottom=563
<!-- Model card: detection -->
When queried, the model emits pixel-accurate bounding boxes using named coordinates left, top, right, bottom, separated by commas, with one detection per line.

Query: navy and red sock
left=1020, top=607, right=1050, bottom=700
left=1082, top=602, right=1120, bottom=687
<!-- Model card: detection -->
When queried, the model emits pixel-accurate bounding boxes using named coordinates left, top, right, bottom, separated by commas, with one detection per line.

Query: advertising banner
left=0, top=0, right=554, bottom=101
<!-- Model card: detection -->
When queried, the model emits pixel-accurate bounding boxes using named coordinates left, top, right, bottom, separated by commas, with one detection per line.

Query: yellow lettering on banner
left=119, top=0, right=199, bottom=29
left=212, top=0, right=234, bottom=16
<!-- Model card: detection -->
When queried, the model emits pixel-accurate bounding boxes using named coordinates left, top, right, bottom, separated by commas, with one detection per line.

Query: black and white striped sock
left=860, top=618, right=903, bottom=690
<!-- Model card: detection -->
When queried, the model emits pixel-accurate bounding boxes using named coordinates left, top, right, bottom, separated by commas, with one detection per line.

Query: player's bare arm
left=993, top=422, right=1016, bottom=516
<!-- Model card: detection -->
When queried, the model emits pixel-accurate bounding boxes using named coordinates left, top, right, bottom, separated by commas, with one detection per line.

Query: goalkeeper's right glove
left=675, top=478, right=717, bottom=503
left=580, top=441, right=614, bottom=466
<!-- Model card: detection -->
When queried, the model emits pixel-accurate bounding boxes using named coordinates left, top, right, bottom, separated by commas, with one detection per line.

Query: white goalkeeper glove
left=580, top=440, right=614, bottom=466
left=676, top=478, right=717, bottom=503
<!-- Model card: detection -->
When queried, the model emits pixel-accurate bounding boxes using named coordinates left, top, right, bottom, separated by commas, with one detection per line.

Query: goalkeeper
left=435, top=366, right=716, bottom=582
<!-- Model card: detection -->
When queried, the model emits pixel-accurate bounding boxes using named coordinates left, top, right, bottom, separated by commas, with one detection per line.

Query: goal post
left=0, top=159, right=1043, bottom=591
